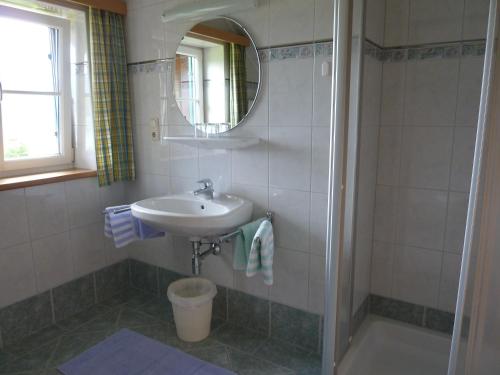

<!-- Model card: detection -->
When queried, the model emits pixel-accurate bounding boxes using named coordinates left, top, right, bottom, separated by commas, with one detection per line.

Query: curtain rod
left=42, top=0, right=127, bottom=15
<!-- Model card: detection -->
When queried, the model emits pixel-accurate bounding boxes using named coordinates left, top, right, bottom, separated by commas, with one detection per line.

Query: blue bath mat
left=58, top=328, right=235, bottom=375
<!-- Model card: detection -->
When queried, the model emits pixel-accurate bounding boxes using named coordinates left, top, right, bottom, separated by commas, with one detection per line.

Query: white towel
left=246, top=220, right=274, bottom=285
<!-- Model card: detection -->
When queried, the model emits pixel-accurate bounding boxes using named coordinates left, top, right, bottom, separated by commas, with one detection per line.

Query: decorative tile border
left=0, top=261, right=129, bottom=348
left=127, top=38, right=485, bottom=73
left=0, top=292, right=53, bottom=349
left=129, top=259, right=323, bottom=354
left=372, top=40, right=486, bottom=63
left=271, top=302, right=320, bottom=351
left=462, top=42, right=487, bottom=57
left=364, top=40, right=382, bottom=60
left=257, top=49, right=269, bottom=63
left=369, top=294, right=455, bottom=334
left=227, top=289, right=270, bottom=335
left=370, top=294, right=425, bottom=326
left=315, top=42, right=334, bottom=58
left=52, top=274, right=95, bottom=322
left=424, top=308, right=455, bottom=334
left=352, top=295, right=370, bottom=335
left=269, top=43, right=314, bottom=61
left=0, top=259, right=458, bottom=352
left=259, top=41, right=333, bottom=61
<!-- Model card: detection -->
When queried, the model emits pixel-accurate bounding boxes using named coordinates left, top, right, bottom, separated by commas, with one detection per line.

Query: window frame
left=0, top=5, right=73, bottom=176
left=176, top=45, right=205, bottom=125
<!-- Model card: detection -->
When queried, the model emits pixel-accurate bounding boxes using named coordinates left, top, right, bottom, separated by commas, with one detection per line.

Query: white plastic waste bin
left=167, top=277, right=217, bottom=342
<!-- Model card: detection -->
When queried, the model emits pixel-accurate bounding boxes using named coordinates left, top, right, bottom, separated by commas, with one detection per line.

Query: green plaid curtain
left=228, top=43, right=248, bottom=126
left=89, top=8, right=135, bottom=186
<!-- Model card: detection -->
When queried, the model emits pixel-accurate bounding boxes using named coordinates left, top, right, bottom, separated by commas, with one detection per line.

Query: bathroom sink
left=131, top=193, right=253, bottom=237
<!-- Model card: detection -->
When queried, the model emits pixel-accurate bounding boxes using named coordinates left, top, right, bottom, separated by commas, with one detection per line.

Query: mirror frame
left=173, top=16, right=262, bottom=133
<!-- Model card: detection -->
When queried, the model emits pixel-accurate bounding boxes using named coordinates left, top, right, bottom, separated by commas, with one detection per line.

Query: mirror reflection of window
left=228, top=43, right=248, bottom=127
left=175, top=46, right=204, bottom=125
left=174, top=18, right=260, bottom=134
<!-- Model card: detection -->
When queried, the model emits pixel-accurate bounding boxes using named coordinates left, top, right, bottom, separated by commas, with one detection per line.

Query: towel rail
left=216, top=211, right=273, bottom=243
left=192, top=211, right=274, bottom=275
left=102, top=206, right=131, bottom=215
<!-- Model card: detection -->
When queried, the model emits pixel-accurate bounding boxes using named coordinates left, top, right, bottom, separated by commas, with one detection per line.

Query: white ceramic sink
left=131, top=192, right=253, bottom=237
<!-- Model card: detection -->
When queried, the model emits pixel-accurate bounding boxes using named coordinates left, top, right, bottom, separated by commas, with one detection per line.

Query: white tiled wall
left=1, top=0, right=487, bottom=319
left=0, top=8, right=109, bottom=309
left=384, top=0, right=490, bottom=47
left=370, top=0, right=488, bottom=312
left=350, top=0, right=385, bottom=314
left=351, top=53, right=383, bottom=312
left=125, top=0, right=333, bottom=313
left=0, top=179, right=127, bottom=309
left=0, top=0, right=486, bottom=319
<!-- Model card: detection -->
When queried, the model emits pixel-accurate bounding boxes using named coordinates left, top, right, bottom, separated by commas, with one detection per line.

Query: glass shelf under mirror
left=162, top=136, right=261, bottom=149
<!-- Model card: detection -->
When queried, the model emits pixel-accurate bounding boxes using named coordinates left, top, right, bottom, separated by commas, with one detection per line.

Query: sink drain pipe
left=190, top=240, right=221, bottom=275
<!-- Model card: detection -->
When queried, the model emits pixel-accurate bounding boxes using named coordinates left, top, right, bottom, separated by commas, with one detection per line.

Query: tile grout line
left=317, top=316, right=323, bottom=354
left=225, top=288, right=229, bottom=321
left=434, top=34, right=466, bottom=310
left=372, top=239, right=457, bottom=254
left=268, top=300, right=272, bottom=338
left=367, top=31, right=387, bottom=322
left=50, top=289, right=56, bottom=325
left=128, top=258, right=132, bottom=288
left=92, top=272, right=98, bottom=304
left=156, top=266, right=160, bottom=297
left=389, top=46, right=408, bottom=299
left=377, top=181, right=471, bottom=195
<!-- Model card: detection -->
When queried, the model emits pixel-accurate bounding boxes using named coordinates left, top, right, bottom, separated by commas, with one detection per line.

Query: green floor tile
left=4, top=325, right=64, bottom=357
left=56, top=304, right=111, bottom=332
left=227, top=347, right=294, bottom=375
left=254, top=339, right=321, bottom=375
left=212, top=324, right=267, bottom=354
left=2, top=287, right=323, bottom=375
left=187, top=344, right=232, bottom=370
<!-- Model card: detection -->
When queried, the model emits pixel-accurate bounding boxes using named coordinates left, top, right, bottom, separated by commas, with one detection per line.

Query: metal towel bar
left=102, top=206, right=131, bottom=215
left=216, top=211, right=273, bottom=243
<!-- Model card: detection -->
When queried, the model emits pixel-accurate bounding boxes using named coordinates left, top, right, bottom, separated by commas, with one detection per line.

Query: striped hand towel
left=104, top=206, right=164, bottom=248
left=246, top=220, right=274, bottom=286
left=104, top=206, right=137, bottom=248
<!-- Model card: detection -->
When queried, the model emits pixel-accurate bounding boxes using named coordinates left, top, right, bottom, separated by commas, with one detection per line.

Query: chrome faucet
left=193, top=178, right=214, bottom=200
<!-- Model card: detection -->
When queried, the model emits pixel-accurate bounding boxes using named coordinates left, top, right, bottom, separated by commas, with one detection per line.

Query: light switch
left=150, top=118, right=160, bottom=141
left=322, top=60, right=331, bottom=77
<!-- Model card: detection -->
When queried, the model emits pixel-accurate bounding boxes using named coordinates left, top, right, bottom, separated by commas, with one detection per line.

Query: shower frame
left=321, top=0, right=500, bottom=374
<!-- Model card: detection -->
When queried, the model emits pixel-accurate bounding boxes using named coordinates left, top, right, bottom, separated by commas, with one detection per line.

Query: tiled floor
left=0, top=289, right=322, bottom=375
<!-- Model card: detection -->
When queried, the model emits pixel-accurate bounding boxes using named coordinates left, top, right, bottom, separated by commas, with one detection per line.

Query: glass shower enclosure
left=322, top=0, right=499, bottom=374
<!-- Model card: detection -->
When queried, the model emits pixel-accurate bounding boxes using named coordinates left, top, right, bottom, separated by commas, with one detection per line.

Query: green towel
left=246, top=220, right=274, bottom=285
left=233, top=218, right=265, bottom=270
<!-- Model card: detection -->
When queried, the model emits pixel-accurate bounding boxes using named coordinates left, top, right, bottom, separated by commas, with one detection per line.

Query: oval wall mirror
left=174, top=17, right=260, bottom=134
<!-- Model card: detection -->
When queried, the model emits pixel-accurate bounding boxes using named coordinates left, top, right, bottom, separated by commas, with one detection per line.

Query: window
left=175, top=45, right=204, bottom=125
left=0, top=5, right=72, bottom=175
